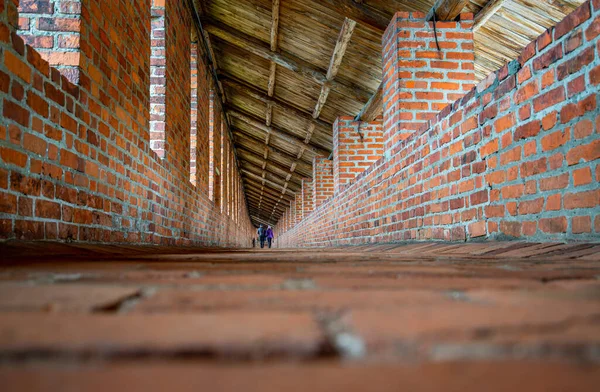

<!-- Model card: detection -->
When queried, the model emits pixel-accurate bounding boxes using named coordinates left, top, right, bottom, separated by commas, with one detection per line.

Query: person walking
left=266, top=225, right=274, bottom=248
left=257, top=225, right=266, bottom=248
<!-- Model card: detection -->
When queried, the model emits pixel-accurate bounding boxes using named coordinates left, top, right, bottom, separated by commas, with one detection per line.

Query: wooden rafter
left=315, top=0, right=390, bottom=32
left=242, top=169, right=296, bottom=196
left=474, top=0, right=509, bottom=32
left=228, top=109, right=329, bottom=157
left=239, top=159, right=302, bottom=189
left=242, top=162, right=301, bottom=191
left=233, top=130, right=314, bottom=169
left=221, top=76, right=331, bottom=127
left=313, top=18, right=357, bottom=120
left=428, top=0, right=470, bottom=21
left=355, top=84, right=383, bottom=121
left=205, top=22, right=372, bottom=103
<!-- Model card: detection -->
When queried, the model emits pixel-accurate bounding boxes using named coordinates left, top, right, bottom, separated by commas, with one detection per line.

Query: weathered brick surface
left=0, top=241, right=599, bottom=390
left=277, top=1, right=600, bottom=246
left=16, top=0, right=81, bottom=84
left=333, top=117, right=383, bottom=195
left=312, top=156, right=333, bottom=209
left=0, top=0, right=253, bottom=245
left=382, top=12, right=475, bottom=151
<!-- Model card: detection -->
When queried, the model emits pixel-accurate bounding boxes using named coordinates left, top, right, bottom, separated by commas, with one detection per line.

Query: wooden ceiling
left=192, top=0, right=584, bottom=227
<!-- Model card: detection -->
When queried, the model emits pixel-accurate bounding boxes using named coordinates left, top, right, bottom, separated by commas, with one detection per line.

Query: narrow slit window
left=149, top=3, right=166, bottom=158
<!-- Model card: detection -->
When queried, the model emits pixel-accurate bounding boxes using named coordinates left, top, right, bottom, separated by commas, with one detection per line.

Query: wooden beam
left=242, top=169, right=296, bottom=195
left=246, top=188, right=289, bottom=207
left=238, top=158, right=302, bottom=188
left=355, top=83, right=383, bottom=121
left=221, top=76, right=332, bottom=127
left=205, top=22, right=372, bottom=103
left=241, top=162, right=301, bottom=191
left=244, top=180, right=293, bottom=202
left=233, top=130, right=314, bottom=169
left=312, top=18, right=357, bottom=120
left=326, top=18, right=357, bottom=81
left=429, top=0, right=470, bottom=21
left=238, top=149, right=303, bottom=180
left=247, top=197, right=286, bottom=214
left=245, top=176, right=292, bottom=197
left=270, top=0, right=280, bottom=52
left=474, top=0, right=508, bottom=32
left=315, top=0, right=390, bottom=32
left=247, top=195, right=285, bottom=213
left=228, top=109, right=329, bottom=157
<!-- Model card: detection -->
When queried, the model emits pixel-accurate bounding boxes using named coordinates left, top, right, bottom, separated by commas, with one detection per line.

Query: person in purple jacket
left=266, top=225, right=274, bottom=248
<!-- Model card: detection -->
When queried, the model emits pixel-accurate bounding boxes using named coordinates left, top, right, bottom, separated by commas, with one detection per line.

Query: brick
left=539, top=217, right=567, bottom=233
left=539, top=173, right=569, bottom=191
left=572, top=167, right=592, bottom=186
left=4, top=50, right=31, bottom=83
left=572, top=216, right=591, bottom=233
left=554, top=2, right=591, bottom=39
left=564, top=190, right=599, bottom=209
left=35, top=199, right=61, bottom=219
left=566, top=139, right=600, bottom=165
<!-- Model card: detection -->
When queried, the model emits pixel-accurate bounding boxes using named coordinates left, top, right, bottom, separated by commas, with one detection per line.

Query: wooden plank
left=245, top=178, right=291, bottom=200
left=205, top=22, right=372, bottom=103
left=241, top=162, right=301, bottom=191
left=221, top=76, right=332, bottom=127
left=238, top=156, right=302, bottom=188
left=315, top=0, right=390, bottom=32
left=238, top=149, right=300, bottom=178
left=355, top=83, right=383, bottom=121
left=242, top=169, right=297, bottom=196
left=233, top=130, right=314, bottom=170
left=312, top=85, right=331, bottom=120
left=429, top=0, right=470, bottom=21
left=228, top=109, right=330, bottom=157
left=326, top=18, right=357, bottom=81
left=270, top=0, right=280, bottom=52
left=474, top=0, right=509, bottom=32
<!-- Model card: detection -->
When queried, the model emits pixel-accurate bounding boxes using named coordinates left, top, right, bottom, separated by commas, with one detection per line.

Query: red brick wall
left=301, top=178, right=313, bottom=217
left=189, top=42, right=197, bottom=185
left=16, top=0, right=81, bottom=84
left=312, top=156, right=333, bottom=209
left=277, top=0, right=600, bottom=246
left=333, top=117, right=383, bottom=195
left=382, top=11, right=475, bottom=151
left=0, top=0, right=253, bottom=245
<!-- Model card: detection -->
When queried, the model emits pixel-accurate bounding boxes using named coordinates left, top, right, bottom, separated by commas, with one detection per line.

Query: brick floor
left=0, top=241, right=599, bottom=390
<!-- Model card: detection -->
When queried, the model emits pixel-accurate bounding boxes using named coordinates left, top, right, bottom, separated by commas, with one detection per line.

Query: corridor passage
left=0, top=241, right=599, bottom=390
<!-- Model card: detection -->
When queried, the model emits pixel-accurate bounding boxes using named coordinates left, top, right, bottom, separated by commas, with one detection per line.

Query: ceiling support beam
left=228, top=109, right=329, bottom=157
left=205, top=22, right=372, bottom=103
left=474, top=0, right=508, bottom=32
left=232, top=130, right=314, bottom=169
left=427, top=0, right=470, bottom=21
left=313, top=18, right=357, bottom=120
left=355, top=84, right=383, bottom=121
left=221, top=76, right=332, bottom=127
left=314, top=0, right=390, bottom=32
left=242, top=169, right=296, bottom=196
left=244, top=179, right=293, bottom=203
left=239, top=159, right=302, bottom=189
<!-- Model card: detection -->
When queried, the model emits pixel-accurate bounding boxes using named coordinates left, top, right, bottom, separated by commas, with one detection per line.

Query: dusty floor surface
left=0, top=241, right=599, bottom=391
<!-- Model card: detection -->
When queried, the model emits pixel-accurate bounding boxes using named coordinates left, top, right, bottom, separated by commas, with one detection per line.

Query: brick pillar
left=301, top=179, right=314, bottom=217
left=333, top=116, right=384, bottom=195
left=16, top=0, right=82, bottom=84
left=150, top=2, right=166, bottom=158
left=313, top=157, right=333, bottom=208
left=382, top=11, right=475, bottom=152
left=295, top=193, right=303, bottom=223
